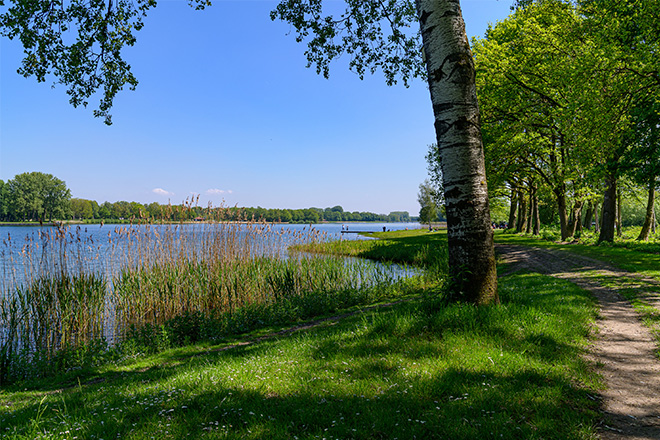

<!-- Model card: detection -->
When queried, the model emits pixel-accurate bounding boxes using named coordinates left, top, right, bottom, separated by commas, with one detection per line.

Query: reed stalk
left=0, top=213, right=401, bottom=382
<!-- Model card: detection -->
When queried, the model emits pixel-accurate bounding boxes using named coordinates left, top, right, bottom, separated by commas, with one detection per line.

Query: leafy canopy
left=1, top=0, right=425, bottom=124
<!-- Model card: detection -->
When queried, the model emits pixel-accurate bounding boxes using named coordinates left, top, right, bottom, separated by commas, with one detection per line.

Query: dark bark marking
left=433, top=102, right=454, bottom=113
left=431, top=52, right=474, bottom=84
left=434, top=115, right=480, bottom=140
left=419, top=9, right=432, bottom=26
left=439, top=9, right=460, bottom=19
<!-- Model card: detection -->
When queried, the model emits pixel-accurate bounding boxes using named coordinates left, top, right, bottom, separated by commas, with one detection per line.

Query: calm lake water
left=0, top=222, right=422, bottom=293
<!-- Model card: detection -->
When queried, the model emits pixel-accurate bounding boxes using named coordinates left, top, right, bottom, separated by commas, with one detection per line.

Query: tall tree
left=418, top=179, right=439, bottom=230
left=5, top=172, right=71, bottom=221
left=415, top=0, right=497, bottom=303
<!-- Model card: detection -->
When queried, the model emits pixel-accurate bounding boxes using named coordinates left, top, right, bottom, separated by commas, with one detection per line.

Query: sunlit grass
left=295, top=229, right=449, bottom=281
left=0, top=271, right=601, bottom=439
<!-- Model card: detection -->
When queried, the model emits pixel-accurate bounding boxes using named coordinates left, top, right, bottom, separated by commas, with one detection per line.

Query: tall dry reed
left=0, top=208, right=396, bottom=382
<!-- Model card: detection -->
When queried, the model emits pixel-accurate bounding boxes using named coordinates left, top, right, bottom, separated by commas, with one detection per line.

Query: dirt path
left=496, top=244, right=660, bottom=440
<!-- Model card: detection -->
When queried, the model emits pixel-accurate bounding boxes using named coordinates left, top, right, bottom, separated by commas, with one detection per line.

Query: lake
left=0, top=221, right=422, bottom=295
left=0, top=222, right=423, bottom=358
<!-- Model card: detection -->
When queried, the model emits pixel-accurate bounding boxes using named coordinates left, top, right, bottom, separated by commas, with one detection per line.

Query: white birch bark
left=415, top=0, right=498, bottom=304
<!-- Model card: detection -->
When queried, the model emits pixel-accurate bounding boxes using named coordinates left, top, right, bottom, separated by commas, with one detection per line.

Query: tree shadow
left=1, top=272, right=601, bottom=439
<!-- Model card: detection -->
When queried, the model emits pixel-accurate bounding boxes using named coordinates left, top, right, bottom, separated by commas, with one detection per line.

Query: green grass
left=0, top=228, right=617, bottom=438
left=295, top=229, right=449, bottom=280
left=495, top=227, right=660, bottom=352
left=0, top=270, right=601, bottom=439
left=494, top=228, right=660, bottom=280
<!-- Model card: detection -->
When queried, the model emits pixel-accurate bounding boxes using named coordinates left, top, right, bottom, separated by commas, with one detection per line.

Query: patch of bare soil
left=496, top=244, right=660, bottom=440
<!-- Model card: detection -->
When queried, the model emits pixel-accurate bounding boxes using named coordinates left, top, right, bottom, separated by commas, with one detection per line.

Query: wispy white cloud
left=153, top=188, right=174, bottom=196
left=206, top=188, right=233, bottom=195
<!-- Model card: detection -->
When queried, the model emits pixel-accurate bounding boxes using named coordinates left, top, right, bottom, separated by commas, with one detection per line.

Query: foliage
left=270, top=0, right=423, bottom=86
left=0, top=0, right=165, bottom=124
left=2, top=172, right=71, bottom=221
left=417, top=179, right=440, bottom=228
left=475, top=0, right=660, bottom=242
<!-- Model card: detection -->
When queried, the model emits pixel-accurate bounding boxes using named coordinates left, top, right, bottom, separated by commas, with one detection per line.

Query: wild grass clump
left=0, top=270, right=107, bottom=384
left=295, top=229, right=448, bottom=282
left=113, top=254, right=415, bottom=356
left=1, top=212, right=421, bottom=383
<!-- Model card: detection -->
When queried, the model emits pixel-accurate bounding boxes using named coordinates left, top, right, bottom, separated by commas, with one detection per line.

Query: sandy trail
left=496, top=244, right=660, bottom=440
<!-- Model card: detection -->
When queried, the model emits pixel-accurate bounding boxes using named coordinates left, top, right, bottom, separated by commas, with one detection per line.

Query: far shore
left=0, top=220, right=427, bottom=227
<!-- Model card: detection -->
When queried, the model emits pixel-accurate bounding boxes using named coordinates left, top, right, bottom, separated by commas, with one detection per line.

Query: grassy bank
left=0, top=229, right=605, bottom=439
left=0, top=274, right=600, bottom=440
left=295, top=229, right=448, bottom=277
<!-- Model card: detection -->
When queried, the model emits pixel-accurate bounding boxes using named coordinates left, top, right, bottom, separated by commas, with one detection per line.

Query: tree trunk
left=532, top=189, right=540, bottom=235
left=599, top=174, right=617, bottom=243
left=516, top=191, right=528, bottom=233
left=556, top=189, right=570, bottom=241
left=637, top=179, right=656, bottom=241
left=567, top=200, right=583, bottom=238
left=525, top=189, right=533, bottom=234
left=616, top=186, right=622, bottom=237
left=583, top=201, right=594, bottom=230
left=594, top=201, right=600, bottom=233
left=507, top=188, right=518, bottom=229
left=416, top=0, right=498, bottom=305
left=652, top=208, right=657, bottom=234
left=576, top=206, right=583, bottom=234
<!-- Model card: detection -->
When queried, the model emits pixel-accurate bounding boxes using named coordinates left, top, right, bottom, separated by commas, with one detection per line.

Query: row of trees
left=70, top=200, right=412, bottom=224
left=472, top=0, right=660, bottom=243
left=0, top=174, right=411, bottom=223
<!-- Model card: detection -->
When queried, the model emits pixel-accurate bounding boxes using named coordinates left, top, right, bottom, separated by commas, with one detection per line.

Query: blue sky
left=0, top=0, right=512, bottom=215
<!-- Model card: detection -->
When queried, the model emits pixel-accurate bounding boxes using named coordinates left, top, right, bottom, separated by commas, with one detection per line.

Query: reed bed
left=0, top=216, right=408, bottom=384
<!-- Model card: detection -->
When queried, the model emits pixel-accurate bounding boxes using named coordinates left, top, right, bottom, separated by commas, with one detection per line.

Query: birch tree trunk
left=416, top=0, right=498, bottom=305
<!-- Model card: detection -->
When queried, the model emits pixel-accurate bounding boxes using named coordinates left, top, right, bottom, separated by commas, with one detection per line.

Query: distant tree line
left=0, top=173, right=411, bottom=223
left=70, top=201, right=412, bottom=224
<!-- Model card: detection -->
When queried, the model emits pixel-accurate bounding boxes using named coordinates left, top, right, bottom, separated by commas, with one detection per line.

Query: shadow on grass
left=0, top=273, right=600, bottom=440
